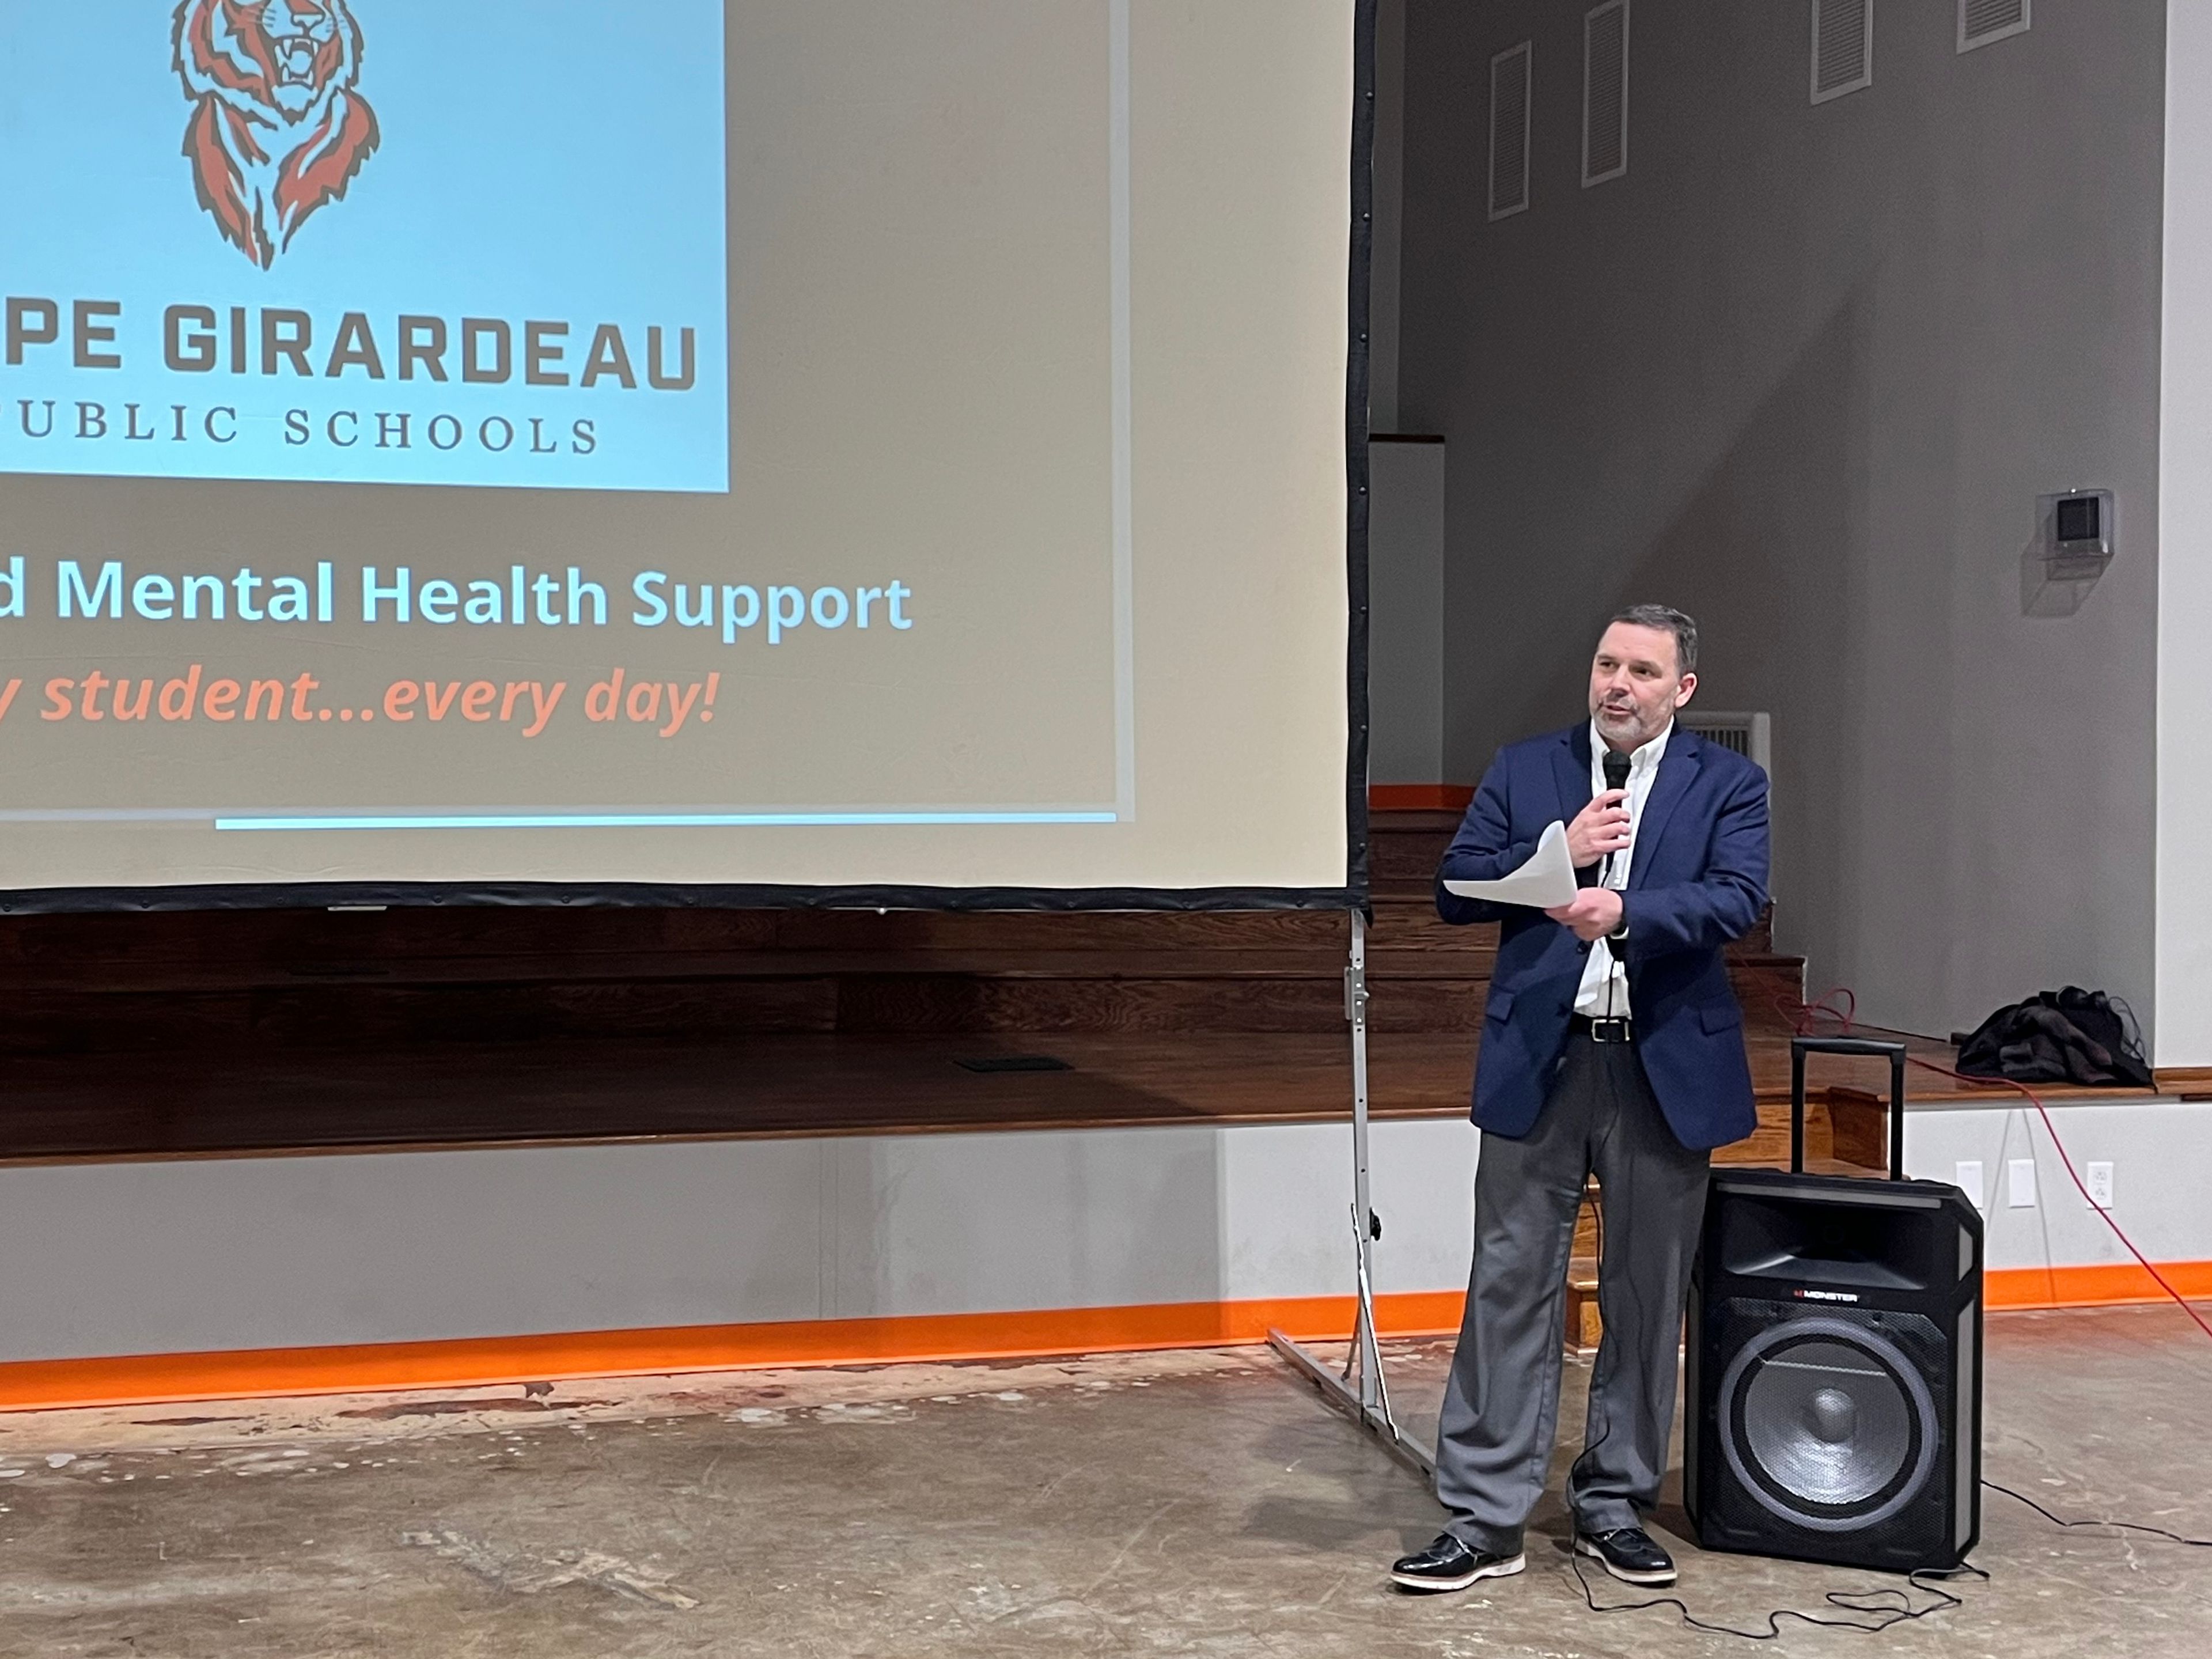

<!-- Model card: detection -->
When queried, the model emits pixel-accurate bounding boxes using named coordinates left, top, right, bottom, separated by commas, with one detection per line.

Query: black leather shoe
left=1389, top=1533, right=1527, bottom=1593
left=1574, top=1526, right=1676, bottom=1586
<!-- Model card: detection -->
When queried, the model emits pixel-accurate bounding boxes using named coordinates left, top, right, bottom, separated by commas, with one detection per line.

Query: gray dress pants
left=1433, top=1032, right=1712, bottom=1553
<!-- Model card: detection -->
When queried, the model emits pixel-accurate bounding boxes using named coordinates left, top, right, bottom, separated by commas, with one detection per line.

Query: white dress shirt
left=1573, top=718, right=1672, bottom=1020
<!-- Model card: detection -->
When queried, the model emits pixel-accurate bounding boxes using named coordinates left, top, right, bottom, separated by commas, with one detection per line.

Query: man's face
left=1588, top=622, right=1696, bottom=751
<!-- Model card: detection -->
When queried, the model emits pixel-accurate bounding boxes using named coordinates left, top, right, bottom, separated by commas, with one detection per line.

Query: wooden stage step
left=0, top=810, right=1832, bottom=1157
left=0, top=1024, right=1978, bottom=1165
left=0, top=908, right=1799, bottom=1056
left=1368, top=808, right=1778, bottom=949
left=0, top=932, right=1802, bottom=1050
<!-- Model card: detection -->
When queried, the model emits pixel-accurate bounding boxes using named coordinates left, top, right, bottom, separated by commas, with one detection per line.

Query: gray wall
left=1397, top=0, right=2165, bottom=1039
left=1368, top=437, right=1446, bottom=782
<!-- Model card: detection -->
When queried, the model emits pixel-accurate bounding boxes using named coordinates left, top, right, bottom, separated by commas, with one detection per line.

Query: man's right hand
left=1565, top=790, right=1631, bottom=868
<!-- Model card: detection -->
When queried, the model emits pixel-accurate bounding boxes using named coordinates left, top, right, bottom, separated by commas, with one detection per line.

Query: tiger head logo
left=172, top=0, right=381, bottom=268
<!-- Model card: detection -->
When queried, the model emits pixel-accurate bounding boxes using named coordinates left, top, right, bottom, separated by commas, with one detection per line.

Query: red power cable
left=1777, top=992, right=2212, bottom=1346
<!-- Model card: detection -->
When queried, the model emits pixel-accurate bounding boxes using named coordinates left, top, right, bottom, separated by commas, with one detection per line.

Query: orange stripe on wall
left=1369, top=784, right=1474, bottom=812
left=1984, top=1259, right=2212, bottom=1310
left=0, top=1293, right=1469, bottom=1415
left=2, top=1267, right=2200, bottom=1414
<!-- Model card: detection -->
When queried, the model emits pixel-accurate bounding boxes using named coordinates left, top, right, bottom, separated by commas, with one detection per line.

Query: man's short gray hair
left=1604, top=604, right=1698, bottom=676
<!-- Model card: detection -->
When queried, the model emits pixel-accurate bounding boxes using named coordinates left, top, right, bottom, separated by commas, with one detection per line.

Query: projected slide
left=0, top=1, right=1354, bottom=896
left=1, top=2, right=729, bottom=494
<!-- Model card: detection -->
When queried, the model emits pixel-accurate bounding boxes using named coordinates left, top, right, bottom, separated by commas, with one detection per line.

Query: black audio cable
left=1984, top=1480, right=2212, bottom=1549
left=1563, top=1555, right=1986, bottom=1641
left=1565, top=1482, right=2212, bottom=1641
left=1560, top=1055, right=1990, bottom=1642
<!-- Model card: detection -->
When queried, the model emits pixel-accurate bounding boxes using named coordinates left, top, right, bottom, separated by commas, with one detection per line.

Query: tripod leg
left=1266, top=910, right=1433, bottom=1481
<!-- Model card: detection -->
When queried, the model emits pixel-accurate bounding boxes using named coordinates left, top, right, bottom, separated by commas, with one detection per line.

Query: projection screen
left=0, top=0, right=1366, bottom=907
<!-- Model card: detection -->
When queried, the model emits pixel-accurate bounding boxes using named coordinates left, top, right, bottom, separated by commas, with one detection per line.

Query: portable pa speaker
left=1685, top=1038, right=1983, bottom=1572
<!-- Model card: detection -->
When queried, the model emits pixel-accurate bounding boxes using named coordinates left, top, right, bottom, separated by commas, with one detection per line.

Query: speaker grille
left=1719, top=1315, right=1940, bottom=1533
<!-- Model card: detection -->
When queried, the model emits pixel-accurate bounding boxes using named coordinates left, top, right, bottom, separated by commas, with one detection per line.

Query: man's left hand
left=1546, top=888, right=1624, bottom=942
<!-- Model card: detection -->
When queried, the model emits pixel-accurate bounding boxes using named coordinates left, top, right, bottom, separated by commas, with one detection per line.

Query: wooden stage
left=0, top=1025, right=2024, bottom=1167
left=0, top=813, right=2152, bottom=1165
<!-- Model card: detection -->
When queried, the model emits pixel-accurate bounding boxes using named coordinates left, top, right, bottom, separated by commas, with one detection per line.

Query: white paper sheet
left=1441, top=819, right=1580, bottom=909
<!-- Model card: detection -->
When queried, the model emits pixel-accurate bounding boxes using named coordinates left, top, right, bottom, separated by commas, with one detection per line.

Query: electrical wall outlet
left=1954, top=1160, right=1986, bottom=1210
left=2008, top=1158, right=2038, bottom=1209
left=2085, top=1161, right=2115, bottom=1210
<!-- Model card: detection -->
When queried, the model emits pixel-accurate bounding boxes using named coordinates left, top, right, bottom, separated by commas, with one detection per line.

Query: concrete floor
left=0, top=1305, right=2206, bottom=1657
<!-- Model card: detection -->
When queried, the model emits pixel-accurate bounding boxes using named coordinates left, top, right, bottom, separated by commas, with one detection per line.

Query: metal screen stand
left=1267, top=911, right=1435, bottom=1480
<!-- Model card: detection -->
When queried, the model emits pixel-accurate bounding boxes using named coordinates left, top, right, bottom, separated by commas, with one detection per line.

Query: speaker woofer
left=1718, top=1317, right=1938, bottom=1533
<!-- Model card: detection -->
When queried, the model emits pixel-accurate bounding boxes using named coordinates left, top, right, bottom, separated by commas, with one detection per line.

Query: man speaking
left=1392, top=605, right=1770, bottom=1593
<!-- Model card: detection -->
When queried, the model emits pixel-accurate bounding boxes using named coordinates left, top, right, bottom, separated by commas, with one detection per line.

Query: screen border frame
left=0, top=1, right=1376, bottom=921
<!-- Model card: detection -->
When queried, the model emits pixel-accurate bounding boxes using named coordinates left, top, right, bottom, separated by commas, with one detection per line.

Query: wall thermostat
left=2041, top=488, right=2115, bottom=573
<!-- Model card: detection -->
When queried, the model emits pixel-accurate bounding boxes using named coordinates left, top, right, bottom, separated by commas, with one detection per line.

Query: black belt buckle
left=1587, top=1017, right=1633, bottom=1044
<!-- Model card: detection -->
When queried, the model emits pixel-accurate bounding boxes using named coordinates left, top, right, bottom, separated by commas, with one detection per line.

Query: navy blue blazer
left=1435, top=724, right=1771, bottom=1152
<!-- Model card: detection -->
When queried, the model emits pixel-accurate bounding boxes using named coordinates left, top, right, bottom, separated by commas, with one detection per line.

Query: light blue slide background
left=0, top=1, right=729, bottom=492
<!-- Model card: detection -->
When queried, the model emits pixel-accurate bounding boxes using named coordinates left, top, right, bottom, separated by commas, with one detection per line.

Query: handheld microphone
left=1600, top=748, right=1631, bottom=885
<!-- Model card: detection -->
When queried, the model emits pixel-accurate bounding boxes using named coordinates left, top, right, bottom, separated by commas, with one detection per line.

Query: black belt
left=1569, top=1014, right=1634, bottom=1043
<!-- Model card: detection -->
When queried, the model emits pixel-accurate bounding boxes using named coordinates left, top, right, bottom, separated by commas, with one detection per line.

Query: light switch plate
left=2008, top=1158, right=2037, bottom=1209
left=1954, top=1160, right=1986, bottom=1210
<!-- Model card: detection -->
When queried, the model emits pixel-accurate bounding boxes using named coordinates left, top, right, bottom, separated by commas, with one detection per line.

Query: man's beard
left=1594, top=701, right=1666, bottom=745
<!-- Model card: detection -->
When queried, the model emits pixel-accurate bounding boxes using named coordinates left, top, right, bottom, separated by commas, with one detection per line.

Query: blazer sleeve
left=1434, top=749, right=1546, bottom=926
left=1617, top=763, right=1771, bottom=957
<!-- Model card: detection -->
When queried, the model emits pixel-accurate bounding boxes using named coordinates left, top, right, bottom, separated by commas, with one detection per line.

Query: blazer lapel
left=1554, top=725, right=1597, bottom=888
left=1629, top=729, right=1702, bottom=888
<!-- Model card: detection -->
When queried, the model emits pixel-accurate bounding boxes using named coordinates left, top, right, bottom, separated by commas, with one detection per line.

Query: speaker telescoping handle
left=1789, top=1036, right=1909, bottom=1180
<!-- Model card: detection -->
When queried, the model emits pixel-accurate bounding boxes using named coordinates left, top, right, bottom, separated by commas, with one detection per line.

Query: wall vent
left=1582, top=1, right=1630, bottom=187
left=1489, top=41, right=1532, bottom=221
left=1680, top=710, right=1772, bottom=778
left=1958, top=0, right=2029, bottom=54
left=1810, top=0, right=1873, bottom=105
